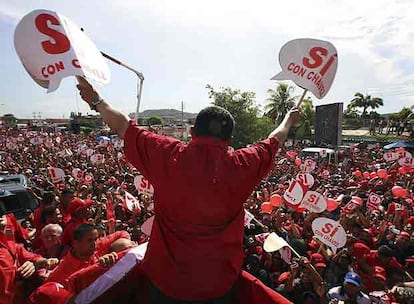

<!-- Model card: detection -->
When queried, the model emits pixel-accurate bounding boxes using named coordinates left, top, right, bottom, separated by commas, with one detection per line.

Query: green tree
left=294, top=97, right=315, bottom=139
left=265, top=83, right=297, bottom=124
left=206, top=85, right=272, bottom=148
left=1, top=113, right=17, bottom=128
left=147, top=115, right=163, bottom=126
left=348, top=93, right=383, bottom=117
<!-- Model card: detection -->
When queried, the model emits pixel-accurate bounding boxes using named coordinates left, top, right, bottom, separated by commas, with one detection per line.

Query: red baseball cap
left=398, top=231, right=410, bottom=239
left=67, top=198, right=93, bottom=215
left=373, top=266, right=386, bottom=281
left=310, top=253, right=327, bottom=268
left=29, top=282, right=72, bottom=304
left=276, top=272, right=290, bottom=285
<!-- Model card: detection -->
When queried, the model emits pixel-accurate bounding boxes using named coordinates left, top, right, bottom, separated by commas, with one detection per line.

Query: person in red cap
left=0, top=214, right=59, bottom=304
left=77, top=77, right=299, bottom=303
left=61, top=198, right=93, bottom=248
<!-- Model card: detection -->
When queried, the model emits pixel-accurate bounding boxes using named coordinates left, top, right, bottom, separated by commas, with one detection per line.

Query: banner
left=383, top=152, right=398, bottom=162
left=14, top=9, right=110, bottom=92
left=311, top=217, right=346, bottom=253
left=271, top=38, right=338, bottom=99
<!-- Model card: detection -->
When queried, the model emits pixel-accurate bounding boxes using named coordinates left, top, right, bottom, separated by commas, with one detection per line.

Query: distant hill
left=129, top=109, right=197, bottom=119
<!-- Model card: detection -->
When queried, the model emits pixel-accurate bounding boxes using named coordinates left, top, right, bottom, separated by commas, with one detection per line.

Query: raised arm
left=268, top=108, right=301, bottom=145
left=76, top=77, right=129, bottom=138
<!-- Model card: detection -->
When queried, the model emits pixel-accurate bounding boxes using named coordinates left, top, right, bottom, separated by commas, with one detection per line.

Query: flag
left=123, top=191, right=141, bottom=215
left=263, top=233, right=289, bottom=253
left=244, top=210, right=255, bottom=228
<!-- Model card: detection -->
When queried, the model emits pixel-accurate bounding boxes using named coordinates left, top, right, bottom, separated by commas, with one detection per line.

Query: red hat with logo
left=67, top=198, right=93, bottom=215
left=373, top=266, right=386, bottom=281
left=310, top=253, right=327, bottom=268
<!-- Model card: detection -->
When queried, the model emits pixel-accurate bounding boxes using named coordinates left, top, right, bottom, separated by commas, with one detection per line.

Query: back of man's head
left=193, top=106, right=235, bottom=141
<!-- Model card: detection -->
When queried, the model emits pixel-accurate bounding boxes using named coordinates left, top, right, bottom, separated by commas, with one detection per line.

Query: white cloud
left=0, top=0, right=414, bottom=117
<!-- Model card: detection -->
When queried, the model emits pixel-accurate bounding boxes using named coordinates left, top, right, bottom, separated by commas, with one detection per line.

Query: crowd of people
left=369, top=118, right=413, bottom=137
left=1, top=123, right=414, bottom=303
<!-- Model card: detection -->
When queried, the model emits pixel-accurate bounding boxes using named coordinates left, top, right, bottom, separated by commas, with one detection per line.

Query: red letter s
left=302, top=47, right=327, bottom=69
left=35, top=14, right=70, bottom=54
left=321, top=223, right=333, bottom=234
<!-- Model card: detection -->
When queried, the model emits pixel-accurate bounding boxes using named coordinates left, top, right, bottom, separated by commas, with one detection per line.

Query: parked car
left=0, top=174, right=39, bottom=219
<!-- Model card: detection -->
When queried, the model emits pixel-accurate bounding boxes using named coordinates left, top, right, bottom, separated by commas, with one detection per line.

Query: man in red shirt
left=59, top=189, right=75, bottom=226
left=359, top=245, right=404, bottom=275
left=77, top=77, right=298, bottom=303
left=47, top=224, right=130, bottom=287
left=0, top=214, right=59, bottom=304
left=61, top=198, right=93, bottom=248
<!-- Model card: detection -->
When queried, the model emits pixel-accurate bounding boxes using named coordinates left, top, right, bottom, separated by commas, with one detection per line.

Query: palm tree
left=348, top=93, right=383, bottom=118
left=265, top=83, right=297, bottom=124
left=295, top=98, right=315, bottom=139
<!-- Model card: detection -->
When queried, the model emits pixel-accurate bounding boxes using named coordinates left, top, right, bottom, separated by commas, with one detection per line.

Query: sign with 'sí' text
left=271, top=38, right=338, bottom=99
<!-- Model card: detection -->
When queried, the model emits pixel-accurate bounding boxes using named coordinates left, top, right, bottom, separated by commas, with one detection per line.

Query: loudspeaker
left=315, top=103, right=343, bottom=146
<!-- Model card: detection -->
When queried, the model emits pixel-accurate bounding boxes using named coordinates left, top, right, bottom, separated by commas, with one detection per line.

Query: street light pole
left=80, top=28, right=144, bottom=121
left=100, top=52, right=144, bottom=121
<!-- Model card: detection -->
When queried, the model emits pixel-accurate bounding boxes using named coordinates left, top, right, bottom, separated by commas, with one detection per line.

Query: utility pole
left=181, top=101, right=184, bottom=139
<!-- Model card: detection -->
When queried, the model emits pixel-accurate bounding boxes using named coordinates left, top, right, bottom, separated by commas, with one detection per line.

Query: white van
left=300, top=147, right=336, bottom=164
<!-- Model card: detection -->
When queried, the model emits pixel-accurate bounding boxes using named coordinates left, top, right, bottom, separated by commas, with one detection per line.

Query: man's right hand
left=76, top=76, right=100, bottom=109
left=286, top=107, right=301, bottom=127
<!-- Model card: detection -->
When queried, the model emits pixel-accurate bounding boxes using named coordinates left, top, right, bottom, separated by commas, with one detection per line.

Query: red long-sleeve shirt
left=0, top=234, right=42, bottom=304
left=124, top=122, right=279, bottom=300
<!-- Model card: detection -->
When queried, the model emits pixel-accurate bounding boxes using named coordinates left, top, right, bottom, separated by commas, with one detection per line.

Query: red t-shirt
left=124, top=122, right=279, bottom=301
left=362, top=251, right=404, bottom=271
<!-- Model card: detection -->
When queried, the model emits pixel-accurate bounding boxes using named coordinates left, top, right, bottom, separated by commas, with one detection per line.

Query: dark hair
left=378, top=245, right=393, bottom=258
left=61, top=189, right=74, bottom=197
left=193, top=106, right=235, bottom=141
left=41, top=205, right=58, bottom=224
left=42, top=191, right=55, bottom=205
left=73, top=224, right=97, bottom=241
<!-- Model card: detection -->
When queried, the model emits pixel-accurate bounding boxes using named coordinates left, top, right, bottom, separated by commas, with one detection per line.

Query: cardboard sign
left=299, top=191, right=327, bottom=213
left=57, top=149, right=73, bottom=158
left=398, top=156, right=414, bottom=168
left=342, top=197, right=362, bottom=215
left=304, top=159, right=317, bottom=172
left=90, top=153, right=104, bottom=164
left=84, top=173, right=94, bottom=185
left=311, top=217, right=346, bottom=253
left=30, top=137, right=43, bottom=145
left=72, top=168, right=84, bottom=181
left=14, top=9, right=110, bottom=92
left=283, top=179, right=304, bottom=205
left=397, top=151, right=412, bottom=159
left=48, top=167, right=65, bottom=183
left=383, top=152, right=398, bottom=162
left=134, top=175, right=154, bottom=197
left=271, top=38, right=338, bottom=99
left=296, top=173, right=315, bottom=188
left=367, top=193, right=382, bottom=211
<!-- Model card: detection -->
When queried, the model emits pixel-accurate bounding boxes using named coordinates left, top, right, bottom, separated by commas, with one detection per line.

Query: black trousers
left=148, top=281, right=237, bottom=304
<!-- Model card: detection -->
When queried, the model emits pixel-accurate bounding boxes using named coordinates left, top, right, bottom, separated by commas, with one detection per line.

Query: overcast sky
left=1, top=0, right=414, bottom=118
